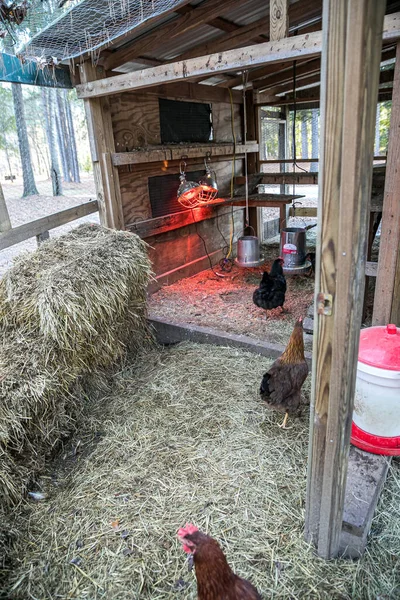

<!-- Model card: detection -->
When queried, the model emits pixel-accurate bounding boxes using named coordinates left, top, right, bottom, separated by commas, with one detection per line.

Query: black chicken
left=253, top=257, right=287, bottom=318
left=305, top=252, right=316, bottom=276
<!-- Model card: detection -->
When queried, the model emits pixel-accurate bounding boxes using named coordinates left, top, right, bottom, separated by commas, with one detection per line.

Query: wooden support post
left=373, top=40, right=400, bottom=326
left=79, top=62, right=124, bottom=230
left=270, top=0, right=289, bottom=41
left=245, top=91, right=261, bottom=236
left=0, top=182, right=11, bottom=233
left=305, top=0, right=385, bottom=559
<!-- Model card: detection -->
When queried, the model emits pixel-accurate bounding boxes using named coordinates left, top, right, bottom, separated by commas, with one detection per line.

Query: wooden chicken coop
left=1, top=0, right=400, bottom=562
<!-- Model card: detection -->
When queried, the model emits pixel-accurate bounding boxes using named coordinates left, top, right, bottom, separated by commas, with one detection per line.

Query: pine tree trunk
left=374, top=104, right=380, bottom=156
left=41, top=88, right=63, bottom=196
left=56, top=89, right=73, bottom=182
left=311, top=109, right=319, bottom=172
left=64, top=91, right=81, bottom=183
left=55, top=94, right=69, bottom=182
left=11, top=83, right=39, bottom=197
left=301, top=115, right=308, bottom=158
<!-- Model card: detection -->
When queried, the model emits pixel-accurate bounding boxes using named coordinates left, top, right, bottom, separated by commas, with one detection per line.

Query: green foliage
left=81, top=154, right=92, bottom=173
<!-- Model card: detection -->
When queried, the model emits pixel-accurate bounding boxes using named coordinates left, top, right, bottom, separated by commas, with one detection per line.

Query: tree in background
left=41, top=87, right=62, bottom=195
left=11, top=82, right=38, bottom=196
left=301, top=113, right=308, bottom=158
left=311, top=109, right=319, bottom=172
left=64, top=90, right=80, bottom=183
left=0, top=86, right=18, bottom=178
left=55, top=89, right=80, bottom=183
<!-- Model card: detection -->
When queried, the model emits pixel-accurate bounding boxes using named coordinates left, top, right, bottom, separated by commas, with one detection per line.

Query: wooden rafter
left=78, top=13, right=400, bottom=100
left=253, top=58, right=321, bottom=91
left=103, top=0, right=241, bottom=72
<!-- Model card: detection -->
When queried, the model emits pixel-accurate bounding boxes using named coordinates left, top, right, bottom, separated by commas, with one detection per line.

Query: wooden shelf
left=112, top=143, right=259, bottom=166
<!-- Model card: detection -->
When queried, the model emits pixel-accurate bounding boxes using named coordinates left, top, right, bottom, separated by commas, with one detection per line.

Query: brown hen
left=178, top=524, right=261, bottom=600
left=259, top=317, right=309, bottom=428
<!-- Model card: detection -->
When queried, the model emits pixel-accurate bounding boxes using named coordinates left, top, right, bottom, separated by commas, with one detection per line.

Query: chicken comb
left=177, top=523, right=199, bottom=554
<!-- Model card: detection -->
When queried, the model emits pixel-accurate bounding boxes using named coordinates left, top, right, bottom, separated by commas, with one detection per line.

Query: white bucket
left=353, top=361, right=400, bottom=438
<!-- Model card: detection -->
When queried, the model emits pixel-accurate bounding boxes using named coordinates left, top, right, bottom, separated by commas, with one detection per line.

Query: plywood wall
left=109, top=90, right=245, bottom=279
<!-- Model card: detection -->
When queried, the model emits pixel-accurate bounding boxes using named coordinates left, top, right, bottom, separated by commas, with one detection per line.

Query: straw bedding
left=0, top=224, right=152, bottom=572
left=4, top=343, right=400, bottom=599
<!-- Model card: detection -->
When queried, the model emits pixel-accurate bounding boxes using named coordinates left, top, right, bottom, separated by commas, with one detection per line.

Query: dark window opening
left=149, top=170, right=204, bottom=218
left=159, top=98, right=212, bottom=144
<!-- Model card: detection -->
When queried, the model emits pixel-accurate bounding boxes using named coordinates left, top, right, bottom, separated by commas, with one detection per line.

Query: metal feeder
left=235, top=235, right=265, bottom=268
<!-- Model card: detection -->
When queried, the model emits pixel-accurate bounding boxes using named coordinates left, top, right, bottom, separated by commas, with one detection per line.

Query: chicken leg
left=278, top=412, right=290, bottom=429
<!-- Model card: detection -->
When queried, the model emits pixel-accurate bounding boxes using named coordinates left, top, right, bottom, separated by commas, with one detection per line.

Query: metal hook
left=180, top=155, right=188, bottom=175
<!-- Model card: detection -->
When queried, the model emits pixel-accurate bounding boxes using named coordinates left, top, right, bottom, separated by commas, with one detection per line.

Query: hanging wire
left=242, top=70, right=249, bottom=228
left=291, top=59, right=309, bottom=216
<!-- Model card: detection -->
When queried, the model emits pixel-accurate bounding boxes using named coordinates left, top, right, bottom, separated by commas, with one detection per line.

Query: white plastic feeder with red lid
left=351, top=323, right=400, bottom=455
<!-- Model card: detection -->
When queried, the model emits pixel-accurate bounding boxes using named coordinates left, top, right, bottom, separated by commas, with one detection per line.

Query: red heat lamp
left=177, top=159, right=201, bottom=208
left=198, top=154, right=218, bottom=203
left=177, top=156, right=219, bottom=208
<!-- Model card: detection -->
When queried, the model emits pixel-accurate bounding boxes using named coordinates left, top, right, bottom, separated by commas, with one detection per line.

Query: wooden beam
left=0, top=201, right=98, bottom=251
left=79, top=63, right=124, bottom=230
left=373, top=41, right=400, bottom=326
left=77, top=14, right=400, bottom=100
left=253, top=58, right=321, bottom=91
left=270, top=0, right=289, bottom=41
left=77, top=30, right=322, bottom=99
left=305, top=0, right=385, bottom=560
left=126, top=205, right=241, bottom=238
left=171, top=17, right=269, bottom=64
left=260, top=72, right=321, bottom=98
left=0, top=182, right=11, bottom=233
left=142, top=81, right=243, bottom=104
left=103, top=0, right=240, bottom=71
left=112, top=143, right=258, bottom=166
left=236, top=172, right=319, bottom=185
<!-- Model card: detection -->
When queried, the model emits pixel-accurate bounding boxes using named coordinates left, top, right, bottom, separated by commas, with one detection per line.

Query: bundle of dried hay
left=0, top=224, right=153, bottom=514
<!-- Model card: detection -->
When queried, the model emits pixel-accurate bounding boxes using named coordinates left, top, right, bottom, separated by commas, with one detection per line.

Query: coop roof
left=12, top=0, right=400, bottom=99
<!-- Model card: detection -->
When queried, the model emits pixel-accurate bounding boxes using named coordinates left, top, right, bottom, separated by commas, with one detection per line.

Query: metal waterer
left=280, top=226, right=312, bottom=275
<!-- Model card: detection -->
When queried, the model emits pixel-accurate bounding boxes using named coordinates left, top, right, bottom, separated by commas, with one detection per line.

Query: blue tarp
left=0, top=53, right=72, bottom=88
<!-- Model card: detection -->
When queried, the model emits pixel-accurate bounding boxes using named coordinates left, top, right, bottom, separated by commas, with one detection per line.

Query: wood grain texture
left=126, top=205, right=238, bottom=238
left=305, top=0, right=348, bottom=550
left=112, top=143, right=257, bottom=166
left=373, top=41, right=400, bottom=326
left=77, top=14, right=400, bottom=100
left=270, top=0, right=288, bottom=41
left=0, top=201, right=98, bottom=250
left=146, top=208, right=243, bottom=276
left=119, top=158, right=242, bottom=225
left=0, top=182, right=11, bottom=232
left=305, top=0, right=385, bottom=560
left=109, top=92, right=161, bottom=150
left=212, top=102, right=242, bottom=142
left=80, top=62, right=124, bottom=229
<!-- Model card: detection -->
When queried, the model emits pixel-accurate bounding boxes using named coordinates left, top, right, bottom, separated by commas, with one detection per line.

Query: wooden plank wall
left=109, top=90, right=244, bottom=278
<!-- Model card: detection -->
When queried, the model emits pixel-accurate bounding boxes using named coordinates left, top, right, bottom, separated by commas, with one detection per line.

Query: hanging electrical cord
left=291, top=59, right=309, bottom=218
left=242, top=70, right=250, bottom=228
left=190, top=208, right=227, bottom=278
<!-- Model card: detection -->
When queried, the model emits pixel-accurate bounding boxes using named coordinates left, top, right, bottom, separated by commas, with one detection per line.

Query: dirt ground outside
left=0, top=174, right=99, bottom=277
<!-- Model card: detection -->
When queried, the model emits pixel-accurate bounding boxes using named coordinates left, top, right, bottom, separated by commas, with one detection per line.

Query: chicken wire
left=1, top=0, right=189, bottom=62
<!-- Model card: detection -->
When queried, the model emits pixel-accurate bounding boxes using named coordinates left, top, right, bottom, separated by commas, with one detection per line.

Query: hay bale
left=0, top=224, right=153, bottom=511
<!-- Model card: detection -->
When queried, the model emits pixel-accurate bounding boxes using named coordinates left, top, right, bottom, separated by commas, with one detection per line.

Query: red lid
left=358, top=325, right=400, bottom=371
